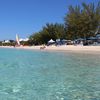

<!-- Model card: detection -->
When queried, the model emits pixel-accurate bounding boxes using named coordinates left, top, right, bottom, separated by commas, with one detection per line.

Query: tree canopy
left=64, top=2, right=100, bottom=40
left=29, top=1, right=100, bottom=45
left=29, top=23, right=65, bottom=45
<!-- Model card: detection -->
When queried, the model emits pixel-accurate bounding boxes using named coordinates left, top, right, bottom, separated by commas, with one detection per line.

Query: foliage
left=64, top=2, right=100, bottom=40
left=2, top=42, right=15, bottom=46
left=29, top=23, right=65, bottom=45
left=20, top=41, right=33, bottom=46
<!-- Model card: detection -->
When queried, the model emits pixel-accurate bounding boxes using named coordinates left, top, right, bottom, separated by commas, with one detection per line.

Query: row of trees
left=29, top=1, right=100, bottom=45
left=0, top=41, right=31, bottom=46
left=29, top=23, right=66, bottom=45
left=65, top=2, right=100, bottom=39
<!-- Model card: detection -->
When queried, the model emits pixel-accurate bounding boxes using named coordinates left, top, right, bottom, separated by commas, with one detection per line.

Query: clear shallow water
left=0, top=48, right=100, bottom=100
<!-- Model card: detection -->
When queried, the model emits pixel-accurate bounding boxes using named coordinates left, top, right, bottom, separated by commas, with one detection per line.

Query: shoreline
left=0, top=45, right=100, bottom=54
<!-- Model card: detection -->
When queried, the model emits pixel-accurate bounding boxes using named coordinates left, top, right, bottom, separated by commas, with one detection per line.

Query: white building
left=2, top=40, right=10, bottom=43
left=19, top=38, right=29, bottom=42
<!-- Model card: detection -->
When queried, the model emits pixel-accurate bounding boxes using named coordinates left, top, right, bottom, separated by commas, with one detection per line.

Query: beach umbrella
left=48, top=39, right=55, bottom=43
left=88, top=37, right=96, bottom=40
left=76, top=38, right=84, bottom=41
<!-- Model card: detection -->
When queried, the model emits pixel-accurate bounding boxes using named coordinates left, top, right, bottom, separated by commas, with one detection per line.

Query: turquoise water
left=0, top=48, right=100, bottom=100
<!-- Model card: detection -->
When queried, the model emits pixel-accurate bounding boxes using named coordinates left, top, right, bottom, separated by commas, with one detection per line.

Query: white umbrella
left=48, top=39, right=55, bottom=43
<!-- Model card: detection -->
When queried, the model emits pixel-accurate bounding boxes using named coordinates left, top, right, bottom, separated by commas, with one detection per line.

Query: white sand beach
left=1, top=45, right=100, bottom=53
left=45, top=45, right=100, bottom=52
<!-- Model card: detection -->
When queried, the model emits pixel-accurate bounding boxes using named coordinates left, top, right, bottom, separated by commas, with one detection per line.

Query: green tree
left=65, top=1, right=100, bottom=40
left=29, top=23, right=65, bottom=45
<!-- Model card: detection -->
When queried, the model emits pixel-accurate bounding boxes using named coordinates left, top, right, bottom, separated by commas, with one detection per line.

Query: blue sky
left=0, top=0, right=99, bottom=40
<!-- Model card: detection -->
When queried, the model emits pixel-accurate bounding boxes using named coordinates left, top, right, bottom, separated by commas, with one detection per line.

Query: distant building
left=2, top=40, right=15, bottom=43
left=3, top=40, right=10, bottom=43
left=19, top=38, right=29, bottom=42
left=9, top=40, right=15, bottom=43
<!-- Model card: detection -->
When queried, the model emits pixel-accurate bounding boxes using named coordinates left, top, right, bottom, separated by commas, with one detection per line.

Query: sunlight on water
left=0, top=48, right=100, bottom=100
